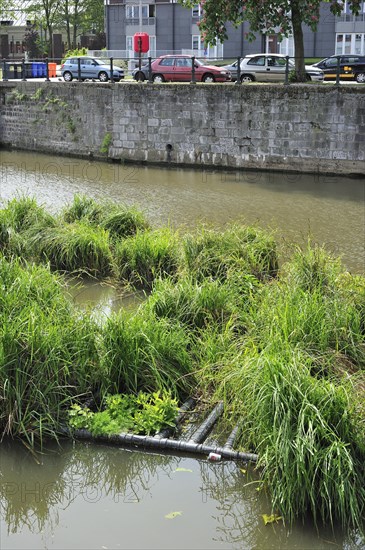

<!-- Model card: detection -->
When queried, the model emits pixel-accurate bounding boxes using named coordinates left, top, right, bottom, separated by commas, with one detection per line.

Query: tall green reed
left=114, top=228, right=180, bottom=289
left=30, top=222, right=114, bottom=277
left=0, top=256, right=101, bottom=444
left=101, top=308, right=194, bottom=398
left=62, top=194, right=150, bottom=238
left=182, top=223, right=278, bottom=283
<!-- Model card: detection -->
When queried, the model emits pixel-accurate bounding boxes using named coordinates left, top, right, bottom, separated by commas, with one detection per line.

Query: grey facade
left=105, top=0, right=365, bottom=60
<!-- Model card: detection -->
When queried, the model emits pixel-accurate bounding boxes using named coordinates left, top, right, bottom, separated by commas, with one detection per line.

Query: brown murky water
left=0, top=150, right=364, bottom=549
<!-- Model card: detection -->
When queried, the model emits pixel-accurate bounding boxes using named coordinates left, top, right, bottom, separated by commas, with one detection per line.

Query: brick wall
left=0, top=81, right=364, bottom=175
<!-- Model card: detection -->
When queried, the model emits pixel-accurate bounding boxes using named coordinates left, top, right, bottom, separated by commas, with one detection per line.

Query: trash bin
left=7, top=64, right=18, bottom=79
left=24, top=62, right=32, bottom=78
left=40, top=62, right=47, bottom=77
left=48, top=62, right=57, bottom=77
left=31, top=62, right=37, bottom=77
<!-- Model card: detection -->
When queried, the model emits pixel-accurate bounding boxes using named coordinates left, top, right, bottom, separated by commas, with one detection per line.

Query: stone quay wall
left=0, top=81, right=364, bottom=175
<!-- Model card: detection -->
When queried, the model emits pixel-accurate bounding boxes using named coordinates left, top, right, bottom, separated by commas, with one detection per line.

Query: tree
left=0, top=0, right=14, bottom=21
left=178, top=0, right=362, bottom=81
left=24, top=25, right=43, bottom=59
left=25, top=0, right=61, bottom=57
left=53, top=0, right=104, bottom=50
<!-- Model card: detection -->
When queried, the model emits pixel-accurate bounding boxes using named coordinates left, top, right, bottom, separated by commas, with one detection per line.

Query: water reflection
left=1, top=441, right=363, bottom=549
left=64, top=277, right=146, bottom=319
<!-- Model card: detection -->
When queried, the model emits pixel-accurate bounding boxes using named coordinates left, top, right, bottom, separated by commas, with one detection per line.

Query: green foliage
left=68, top=403, right=94, bottom=430
left=100, top=133, right=112, bottom=154
left=62, top=194, right=105, bottom=224
left=182, top=223, right=278, bottom=283
left=146, top=276, right=238, bottom=331
left=102, top=207, right=149, bottom=239
left=0, top=257, right=100, bottom=444
left=68, top=391, right=179, bottom=436
left=101, top=309, right=193, bottom=396
left=0, top=195, right=364, bottom=531
left=62, top=195, right=149, bottom=238
left=201, top=244, right=365, bottom=531
left=0, top=196, right=56, bottom=258
left=62, top=47, right=88, bottom=63
left=30, top=222, right=114, bottom=277
left=115, top=228, right=180, bottom=289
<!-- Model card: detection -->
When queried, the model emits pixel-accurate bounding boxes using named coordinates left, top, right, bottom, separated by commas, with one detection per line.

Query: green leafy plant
left=100, top=132, right=112, bottom=154
left=68, top=391, right=179, bottom=437
left=68, top=404, right=94, bottom=430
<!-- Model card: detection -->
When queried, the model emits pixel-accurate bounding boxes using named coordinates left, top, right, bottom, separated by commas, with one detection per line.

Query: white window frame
left=192, top=4, right=202, bottom=17
left=335, top=32, right=365, bottom=55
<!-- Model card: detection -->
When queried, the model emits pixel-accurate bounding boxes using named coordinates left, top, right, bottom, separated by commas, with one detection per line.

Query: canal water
left=0, top=150, right=364, bottom=549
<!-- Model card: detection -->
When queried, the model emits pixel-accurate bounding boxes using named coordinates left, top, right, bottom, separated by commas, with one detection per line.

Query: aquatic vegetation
left=102, top=207, right=150, bottom=240
left=0, top=257, right=101, bottom=445
left=68, top=391, right=179, bottom=436
left=114, top=228, right=180, bottom=289
left=0, top=196, right=56, bottom=258
left=62, top=194, right=149, bottom=238
left=145, top=276, right=239, bottom=331
left=30, top=222, right=114, bottom=277
left=182, top=223, right=278, bottom=283
left=201, top=244, right=365, bottom=531
left=101, top=308, right=194, bottom=397
left=0, top=196, right=364, bottom=532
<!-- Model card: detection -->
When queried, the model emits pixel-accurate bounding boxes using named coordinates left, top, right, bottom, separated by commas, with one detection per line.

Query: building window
left=335, top=33, right=364, bottom=55
left=355, top=34, right=362, bottom=54
left=126, top=5, right=139, bottom=18
left=126, top=36, right=133, bottom=51
left=192, top=35, right=202, bottom=50
left=336, top=34, right=343, bottom=55
left=192, top=5, right=202, bottom=17
left=126, top=4, right=155, bottom=21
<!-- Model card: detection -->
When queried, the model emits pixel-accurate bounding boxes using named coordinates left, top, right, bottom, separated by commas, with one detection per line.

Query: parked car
left=61, top=57, right=125, bottom=82
left=310, top=55, right=365, bottom=83
left=222, top=54, right=324, bottom=83
left=132, top=55, right=231, bottom=83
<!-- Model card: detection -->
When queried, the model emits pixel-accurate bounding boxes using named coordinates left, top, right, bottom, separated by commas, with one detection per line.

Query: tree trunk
left=65, top=0, right=71, bottom=50
left=73, top=0, right=80, bottom=51
left=290, top=0, right=306, bottom=82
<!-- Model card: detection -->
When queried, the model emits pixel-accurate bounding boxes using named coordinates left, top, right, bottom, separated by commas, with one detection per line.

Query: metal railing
left=0, top=55, right=356, bottom=87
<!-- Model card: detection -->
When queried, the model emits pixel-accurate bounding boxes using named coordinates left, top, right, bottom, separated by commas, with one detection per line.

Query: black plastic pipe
left=64, top=427, right=258, bottom=463
left=189, top=401, right=224, bottom=444
left=224, top=425, right=239, bottom=450
left=155, top=397, right=196, bottom=439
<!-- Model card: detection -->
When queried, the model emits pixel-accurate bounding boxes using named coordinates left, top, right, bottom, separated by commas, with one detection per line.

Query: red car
left=133, top=55, right=231, bottom=83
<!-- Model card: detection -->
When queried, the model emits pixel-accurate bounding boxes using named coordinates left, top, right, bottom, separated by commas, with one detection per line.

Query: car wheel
left=98, top=71, right=109, bottom=82
left=134, top=71, right=146, bottom=82
left=355, top=72, right=365, bottom=83
left=202, top=73, right=215, bottom=83
left=240, top=74, right=254, bottom=83
left=306, top=74, right=312, bottom=81
left=63, top=71, right=73, bottom=82
left=152, top=74, right=165, bottom=83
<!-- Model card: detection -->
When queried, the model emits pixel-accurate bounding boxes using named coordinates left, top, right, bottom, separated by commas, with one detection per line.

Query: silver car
left=61, top=56, right=125, bottom=82
left=222, top=54, right=323, bottom=83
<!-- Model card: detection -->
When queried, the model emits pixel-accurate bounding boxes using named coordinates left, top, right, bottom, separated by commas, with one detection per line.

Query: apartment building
left=104, top=0, right=365, bottom=59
